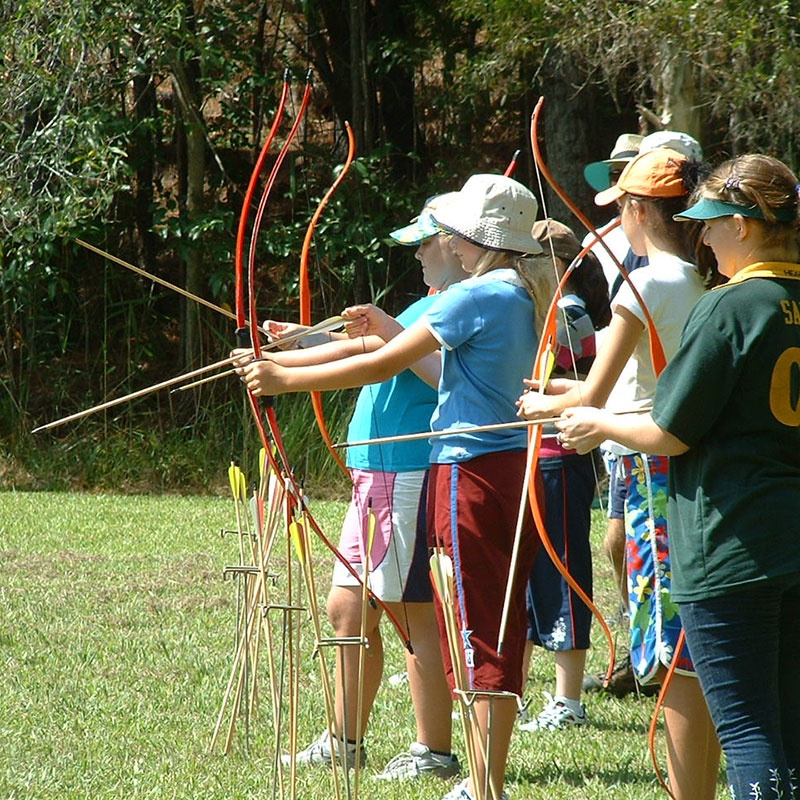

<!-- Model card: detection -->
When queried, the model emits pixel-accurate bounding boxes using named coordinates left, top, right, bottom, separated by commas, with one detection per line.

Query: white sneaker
left=388, top=671, right=409, bottom=687
left=518, top=693, right=587, bottom=731
left=441, top=777, right=509, bottom=800
left=375, top=741, right=460, bottom=780
left=281, top=730, right=366, bottom=769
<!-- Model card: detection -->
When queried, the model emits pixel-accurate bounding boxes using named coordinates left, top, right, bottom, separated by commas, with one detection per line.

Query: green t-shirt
left=652, top=263, right=800, bottom=602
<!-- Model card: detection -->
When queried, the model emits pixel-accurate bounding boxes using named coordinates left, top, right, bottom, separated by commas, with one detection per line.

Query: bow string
left=234, top=73, right=412, bottom=653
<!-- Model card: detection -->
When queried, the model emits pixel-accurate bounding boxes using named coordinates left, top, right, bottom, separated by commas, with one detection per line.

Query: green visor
left=675, top=197, right=797, bottom=223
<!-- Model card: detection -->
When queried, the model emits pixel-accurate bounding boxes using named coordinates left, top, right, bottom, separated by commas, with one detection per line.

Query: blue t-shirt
left=346, top=295, right=439, bottom=472
left=422, top=269, right=538, bottom=463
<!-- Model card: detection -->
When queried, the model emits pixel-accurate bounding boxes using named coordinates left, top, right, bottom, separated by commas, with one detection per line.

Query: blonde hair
left=473, top=249, right=557, bottom=336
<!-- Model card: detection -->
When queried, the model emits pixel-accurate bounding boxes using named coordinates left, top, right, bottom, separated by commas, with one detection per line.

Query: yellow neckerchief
left=718, top=261, right=800, bottom=288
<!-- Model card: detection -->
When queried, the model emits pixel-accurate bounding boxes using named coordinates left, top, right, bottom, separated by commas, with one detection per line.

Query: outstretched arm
left=555, top=406, right=689, bottom=456
left=237, top=321, right=440, bottom=396
left=343, top=304, right=442, bottom=387
left=518, top=306, right=643, bottom=419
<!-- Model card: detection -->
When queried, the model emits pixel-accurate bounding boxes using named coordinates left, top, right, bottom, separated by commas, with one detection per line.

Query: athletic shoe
left=517, top=693, right=587, bottom=731
left=582, top=654, right=660, bottom=698
left=375, top=741, right=460, bottom=780
left=388, top=671, right=409, bottom=687
left=280, top=730, right=366, bottom=770
left=441, top=778, right=508, bottom=800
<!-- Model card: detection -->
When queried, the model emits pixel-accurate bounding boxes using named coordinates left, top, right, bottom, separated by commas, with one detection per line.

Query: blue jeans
left=681, top=574, right=800, bottom=800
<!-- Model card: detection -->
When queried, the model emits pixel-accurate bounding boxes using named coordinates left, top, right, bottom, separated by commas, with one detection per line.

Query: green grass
left=0, top=491, right=728, bottom=800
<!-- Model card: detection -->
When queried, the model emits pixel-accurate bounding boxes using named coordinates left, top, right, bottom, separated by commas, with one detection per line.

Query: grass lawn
left=0, top=490, right=728, bottom=800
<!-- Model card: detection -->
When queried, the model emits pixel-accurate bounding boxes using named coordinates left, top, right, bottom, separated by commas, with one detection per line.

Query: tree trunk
left=530, top=53, right=599, bottom=231
left=656, top=57, right=705, bottom=145
left=130, top=62, right=158, bottom=273
left=172, top=56, right=206, bottom=369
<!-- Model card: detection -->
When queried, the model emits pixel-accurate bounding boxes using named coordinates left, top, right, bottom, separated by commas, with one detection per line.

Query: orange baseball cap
left=594, top=147, right=689, bottom=206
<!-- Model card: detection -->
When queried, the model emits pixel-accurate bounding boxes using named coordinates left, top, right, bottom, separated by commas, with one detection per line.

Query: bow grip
left=235, top=327, right=274, bottom=408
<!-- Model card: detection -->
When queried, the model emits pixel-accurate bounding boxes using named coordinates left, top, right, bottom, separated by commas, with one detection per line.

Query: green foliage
left=4, top=0, right=800, bottom=492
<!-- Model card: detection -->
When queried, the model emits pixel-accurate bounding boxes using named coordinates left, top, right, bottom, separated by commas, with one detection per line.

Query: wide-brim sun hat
left=583, top=133, right=644, bottom=192
left=430, top=174, right=543, bottom=255
left=389, top=191, right=461, bottom=245
left=594, top=147, right=689, bottom=207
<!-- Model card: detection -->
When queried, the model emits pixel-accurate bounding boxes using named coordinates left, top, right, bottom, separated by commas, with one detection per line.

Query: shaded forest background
left=2, top=0, right=800, bottom=494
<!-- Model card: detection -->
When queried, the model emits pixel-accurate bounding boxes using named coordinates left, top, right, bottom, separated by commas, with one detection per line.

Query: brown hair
left=701, top=155, right=799, bottom=222
left=630, top=159, right=721, bottom=287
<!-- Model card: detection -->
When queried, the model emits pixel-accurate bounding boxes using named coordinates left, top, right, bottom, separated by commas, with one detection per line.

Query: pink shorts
left=331, top=469, right=432, bottom=603
left=428, top=451, right=539, bottom=696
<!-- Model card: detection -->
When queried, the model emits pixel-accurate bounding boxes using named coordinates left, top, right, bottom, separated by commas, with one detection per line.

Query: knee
left=326, top=588, right=380, bottom=637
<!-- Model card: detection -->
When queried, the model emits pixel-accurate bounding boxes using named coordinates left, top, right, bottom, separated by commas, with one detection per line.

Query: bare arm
left=343, top=304, right=442, bottom=387
left=517, top=307, right=643, bottom=419
left=263, top=335, right=384, bottom=367
left=555, top=406, right=689, bottom=456
left=238, top=321, right=440, bottom=396
left=262, top=319, right=348, bottom=349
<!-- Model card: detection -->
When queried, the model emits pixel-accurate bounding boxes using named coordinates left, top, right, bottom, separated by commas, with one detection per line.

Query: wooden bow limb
left=255, top=405, right=415, bottom=654
left=298, top=121, right=357, bottom=479
left=648, top=628, right=685, bottom=800
left=32, top=352, right=252, bottom=433
left=234, top=69, right=290, bottom=322
left=495, top=99, right=629, bottom=677
left=496, top=312, right=561, bottom=654
left=529, top=97, right=667, bottom=377
left=503, top=149, right=521, bottom=177
left=245, top=72, right=314, bottom=359
left=532, top=100, right=678, bottom=796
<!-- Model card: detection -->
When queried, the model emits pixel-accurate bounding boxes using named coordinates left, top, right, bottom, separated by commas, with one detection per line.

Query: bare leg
left=400, top=600, right=453, bottom=752
left=522, top=644, right=586, bottom=701
left=554, top=649, right=587, bottom=700
left=465, top=696, right=517, bottom=800
left=604, top=516, right=628, bottom=607
left=520, top=640, right=534, bottom=687
left=326, top=585, right=383, bottom=742
left=662, top=672, right=721, bottom=800
left=327, top=588, right=453, bottom=754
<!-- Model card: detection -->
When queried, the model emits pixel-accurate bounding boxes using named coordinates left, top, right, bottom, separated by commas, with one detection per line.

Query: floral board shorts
left=621, top=453, right=695, bottom=683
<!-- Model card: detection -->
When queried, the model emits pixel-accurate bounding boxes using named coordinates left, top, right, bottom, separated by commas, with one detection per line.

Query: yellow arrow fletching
left=227, top=463, right=238, bottom=499
left=289, top=519, right=306, bottom=565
